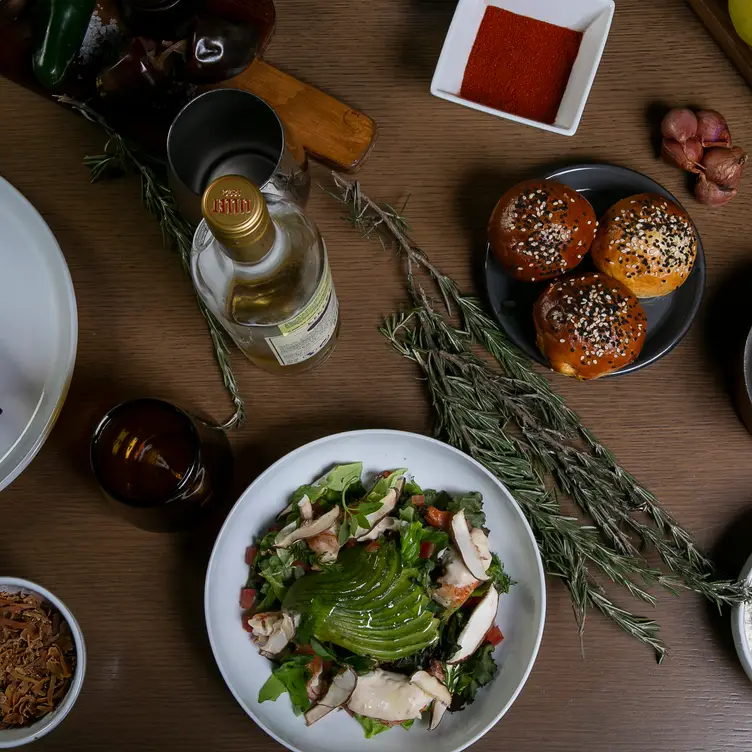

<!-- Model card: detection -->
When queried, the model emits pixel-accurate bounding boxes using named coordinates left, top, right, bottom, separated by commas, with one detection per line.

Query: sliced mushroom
left=470, top=527, right=492, bottom=572
left=306, top=656, right=326, bottom=702
left=447, top=585, right=499, bottom=664
left=356, top=516, right=400, bottom=542
left=275, top=506, right=341, bottom=548
left=429, top=700, right=448, bottom=730
left=250, top=611, right=300, bottom=658
left=308, top=525, right=341, bottom=564
left=298, top=494, right=313, bottom=521
left=352, top=486, right=400, bottom=538
left=347, top=669, right=432, bottom=722
left=304, top=667, right=357, bottom=726
left=409, top=670, right=452, bottom=706
left=450, top=510, right=490, bottom=581
left=432, top=546, right=481, bottom=610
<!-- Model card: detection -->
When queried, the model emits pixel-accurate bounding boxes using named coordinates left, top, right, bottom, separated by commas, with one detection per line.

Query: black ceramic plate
left=484, top=164, right=706, bottom=377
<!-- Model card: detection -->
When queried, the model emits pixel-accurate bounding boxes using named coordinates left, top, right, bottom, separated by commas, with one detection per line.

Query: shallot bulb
left=662, top=137, right=703, bottom=173
left=696, top=110, right=732, bottom=149
left=695, top=172, right=737, bottom=206
left=661, top=108, right=698, bottom=143
left=701, top=146, right=747, bottom=190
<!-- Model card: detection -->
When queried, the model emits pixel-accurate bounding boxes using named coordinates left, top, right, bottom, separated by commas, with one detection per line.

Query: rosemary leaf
left=56, top=96, right=244, bottom=430
left=335, top=172, right=752, bottom=661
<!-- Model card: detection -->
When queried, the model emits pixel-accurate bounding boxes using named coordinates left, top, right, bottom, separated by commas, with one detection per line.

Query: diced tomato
left=411, top=494, right=425, bottom=507
left=463, top=596, right=482, bottom=609
left=419, top=541, right=435, bottom=559
left=295, top=644, right=316, bottom=655
left=269, top=523, right=283, bottom=532
left=239, top=588, right=256, bottom=610
left=381, top=470, right=393, bottom=478
left=365, top=541, right=381, bottom=553
left=426, top=506, right=450, bottom=529
left=245, top=545, right=258, bottom=566
left=344, top=538, right=358, bottom=549
left=292, top=560, right=310, bottom=571
left=242, top=616, right=254, bottom=633
left=485, top=624, right=504, bottom=646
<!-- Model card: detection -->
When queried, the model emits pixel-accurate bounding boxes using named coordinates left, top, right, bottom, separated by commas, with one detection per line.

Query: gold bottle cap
left=201, top=175, right=271, bottom=254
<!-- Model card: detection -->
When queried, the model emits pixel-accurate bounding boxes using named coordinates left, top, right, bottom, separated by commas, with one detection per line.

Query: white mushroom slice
left=346, top=669, right=432, bottom=722
left=432, top=546, right=481, bottom=610
left=304, top=667, right=357, bottom=726
left=308, top=524, right=341, bottom=564
left=258, top=611, right=299, bottom=657
left=470, top=528, right=492, bottom=572
left=450, top=510, right=490, bottom=581
left=298, top=495, right=313, bottom=521
left=351, top=486, right=400, bottom=538
left=429, top=700, right=448, bottom=730
left=447, top=585, right=499, bottom=664
left=356, top=516, right=400, bottom=542
left=409, top=671, right=452, bottom=706
left=275, top=506, right=341, bottom=548
left=247, top=611, right=282, bottom=637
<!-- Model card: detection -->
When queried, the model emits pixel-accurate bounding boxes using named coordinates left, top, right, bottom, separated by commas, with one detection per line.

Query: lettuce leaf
left=258, top=655, right=313, bottom=716
left=400, top=521, right=424, bottom=565
left=447, top=491, right=486, bottom=527
left=487, top=554, right=514, bottom=594
left=291, top=463, right=364, bottom=505
left=354, top=714, right=391, bottom=738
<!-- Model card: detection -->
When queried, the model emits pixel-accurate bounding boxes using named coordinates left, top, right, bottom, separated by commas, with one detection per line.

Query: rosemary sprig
left=56, top=96, right=244, bottom=430
left=331, top=173, right=751, bottom=662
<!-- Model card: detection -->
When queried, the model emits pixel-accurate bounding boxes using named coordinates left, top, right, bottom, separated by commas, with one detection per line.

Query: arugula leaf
left=402, top=479, right=422, bottom=498
left=414, top=557, right=436, bottom=590
left=365, top=469, right=407, bottom=503
left=400, top=521, right=424, bottom=564
left=337, top=522, right=349, bottom=547
left=290, top=463, right=364, bottom=507
left=310, top=637, right=337, bottom=661
left=254, top=581, right=279, bottom=612
left=452, top=643, right=498, bottom=709
left=447, top=491, right=486, bottom=528
left=258, top=529, right=278, bottom=552
left=398, top=505, right=417, bottom=523
left=354, top=714, right=392, bottom=738
left=257, top=549, right=297, bottom=600
left=487, top=554, right=515, bottom=594
left=258, top=674, right=287, bottom=703
left=258, top=656, right=313, bottom=716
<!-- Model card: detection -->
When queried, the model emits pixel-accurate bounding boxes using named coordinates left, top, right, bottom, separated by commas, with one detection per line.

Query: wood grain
left=686, top=0, right=752, bottom=89
left=2, top=0, right=752, bottom=750
left=219, top=59, right=377, bottom=170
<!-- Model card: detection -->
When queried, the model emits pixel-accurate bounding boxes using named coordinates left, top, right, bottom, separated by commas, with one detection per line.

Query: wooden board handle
left=217, top=59, right=377, bottom=172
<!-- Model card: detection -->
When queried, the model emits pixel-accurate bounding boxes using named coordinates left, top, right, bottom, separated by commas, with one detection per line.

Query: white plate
left=0, top=177, right=77, bottom=492
left=205, top=430, right=546, bottom=752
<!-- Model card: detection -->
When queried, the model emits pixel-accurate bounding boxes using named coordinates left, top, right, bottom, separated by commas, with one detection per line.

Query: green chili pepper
left=32, top=0, right=96, bottom=89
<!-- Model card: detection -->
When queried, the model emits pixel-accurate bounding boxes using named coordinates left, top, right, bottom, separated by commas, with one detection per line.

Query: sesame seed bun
left=590, top=193, right=697, bottom=298
left=489, top=179, right=597, bottom=283
left=533, top=272, right=647, bottom=380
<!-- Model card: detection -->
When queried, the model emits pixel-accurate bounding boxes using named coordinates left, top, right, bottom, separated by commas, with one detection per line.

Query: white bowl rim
left=0, top=578, right=86, bottom=748
left=731, top=554, right=752, bottom=682
left=204, top=428, right=546, bottom=752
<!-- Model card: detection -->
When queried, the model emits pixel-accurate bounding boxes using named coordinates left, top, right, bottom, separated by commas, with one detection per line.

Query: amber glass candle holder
left=90, top=398, right=233, bottom=532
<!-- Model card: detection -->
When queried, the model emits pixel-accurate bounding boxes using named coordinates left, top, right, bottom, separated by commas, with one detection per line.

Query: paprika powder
left=460, top=7, right=583, bottom=125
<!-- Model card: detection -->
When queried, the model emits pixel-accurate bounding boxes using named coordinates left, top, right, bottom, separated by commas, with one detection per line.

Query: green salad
left=239, top=463, right=513, bottom=737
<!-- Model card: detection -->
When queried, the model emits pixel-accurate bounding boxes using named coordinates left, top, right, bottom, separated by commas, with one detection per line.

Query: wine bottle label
left=265, top=265, right=338, bottom=366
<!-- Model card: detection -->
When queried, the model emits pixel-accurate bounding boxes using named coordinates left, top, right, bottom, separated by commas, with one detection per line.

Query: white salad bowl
left=731, top=551, right=752, bottom=683
left=205, top=430, right=546, bottom=752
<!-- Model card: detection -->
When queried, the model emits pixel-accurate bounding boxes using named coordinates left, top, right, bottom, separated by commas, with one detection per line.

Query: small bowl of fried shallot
left=0, top=578, right=86, bottom=748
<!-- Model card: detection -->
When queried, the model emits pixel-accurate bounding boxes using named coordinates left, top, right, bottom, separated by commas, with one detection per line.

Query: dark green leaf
left=365, top=469, right=407, bottom=503
left=338, top=523, right=350, bottom=547
left=423, top=489, right=452, bottom=510
left=342, top=653, right=377, bottom=674
left=356, top=513, right=371, bottom=530
left=421, top=528, right=449, bottom=551
left=356, top=501, right=384, bottom=516
left=399, top=506, right=417, bottom=523
left=258, top=529, right=278, bottom=552
left=402, top=479, right=423, bottom=497
left=487, top=554, right=515, bottom=594
left=452, top=643, right=498, bottom=709
left=401, top=719, right=415, bottom=730
left=310, top=637, right=337, bottom=661
left=270, top=656, right=314, bottom=716
left=349, top=516, right=359, bottom=538
left=447, top=492, right=486, bottom=528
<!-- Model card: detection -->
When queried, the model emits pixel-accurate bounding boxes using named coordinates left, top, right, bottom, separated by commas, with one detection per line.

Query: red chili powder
left=460, top=7, right=584, bottom=125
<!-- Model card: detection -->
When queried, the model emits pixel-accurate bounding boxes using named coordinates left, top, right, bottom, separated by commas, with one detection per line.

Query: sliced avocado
left=282, top=542, right=439, bottom=661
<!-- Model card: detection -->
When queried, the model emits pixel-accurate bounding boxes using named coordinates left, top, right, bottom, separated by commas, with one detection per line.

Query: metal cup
left=167, top=89, right=310, bottom=225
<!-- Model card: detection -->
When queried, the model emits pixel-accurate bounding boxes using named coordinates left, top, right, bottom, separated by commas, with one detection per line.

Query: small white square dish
left=430, top=0, right=615, bottom=136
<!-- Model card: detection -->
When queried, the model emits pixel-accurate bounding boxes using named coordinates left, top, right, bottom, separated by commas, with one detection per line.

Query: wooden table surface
left=3, top=0, right=752, bottom=749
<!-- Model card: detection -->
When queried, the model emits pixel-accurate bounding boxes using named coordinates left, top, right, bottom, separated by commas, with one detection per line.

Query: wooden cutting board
left=686, top=0, right=752, bottom=88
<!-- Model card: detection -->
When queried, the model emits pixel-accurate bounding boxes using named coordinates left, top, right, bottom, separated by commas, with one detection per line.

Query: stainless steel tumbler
left=167, top=89, right=310, bottom=225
